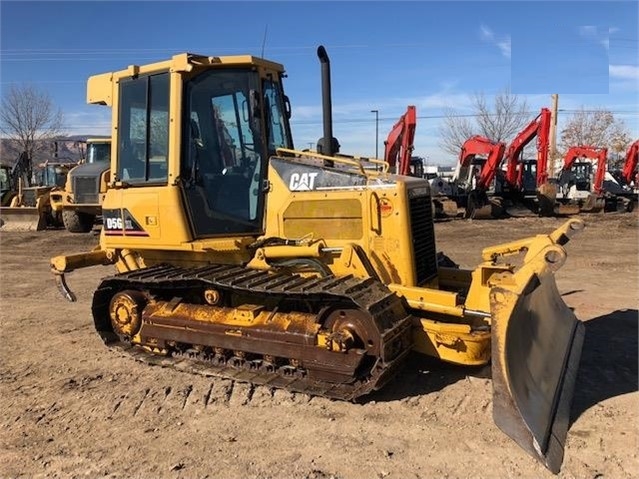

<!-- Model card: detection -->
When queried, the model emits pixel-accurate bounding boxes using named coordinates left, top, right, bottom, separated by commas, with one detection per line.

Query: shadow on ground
left=359, top=352, right=488, bottom=404
left=363, top=309, right=638, bottom=412
left=570, top=309, right=638, bottom=425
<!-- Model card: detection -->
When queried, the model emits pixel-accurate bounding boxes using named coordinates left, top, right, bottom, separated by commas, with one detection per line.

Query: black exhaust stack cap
left=317, top=45, right=340, bottom=167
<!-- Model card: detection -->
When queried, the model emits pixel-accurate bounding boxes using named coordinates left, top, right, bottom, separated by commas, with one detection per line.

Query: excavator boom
left=384, top=106, right=416, bottom=175
left=504, top=108, right=551, bottom=189
left=622, top=139, right=639, bottom=185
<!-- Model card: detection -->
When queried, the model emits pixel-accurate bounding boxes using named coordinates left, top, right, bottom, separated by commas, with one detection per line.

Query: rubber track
left=92, top=264, right=414, bottom=401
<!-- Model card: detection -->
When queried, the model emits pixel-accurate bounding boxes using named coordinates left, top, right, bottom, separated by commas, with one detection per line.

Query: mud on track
left=1, top=213, right=637, bottom=479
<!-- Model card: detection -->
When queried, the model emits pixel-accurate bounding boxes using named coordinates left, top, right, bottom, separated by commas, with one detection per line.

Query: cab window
left=117, top=73, right=169, bottom=183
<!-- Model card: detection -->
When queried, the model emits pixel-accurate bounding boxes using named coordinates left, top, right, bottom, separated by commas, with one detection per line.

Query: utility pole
left=370, top=110, right=379, bottom=158
left=549, top=93, right=559, bottom=178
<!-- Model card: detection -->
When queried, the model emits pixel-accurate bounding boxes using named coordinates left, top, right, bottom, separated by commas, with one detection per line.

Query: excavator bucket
left=0, top=206, right=46, bottom=231
left=489, top=241, right=584, bottom=473
left=537, top=182, right=559, bottom=217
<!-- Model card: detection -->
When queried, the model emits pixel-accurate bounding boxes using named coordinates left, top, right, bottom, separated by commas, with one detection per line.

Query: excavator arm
left=504, top=108, right=551, bottom=189
left=622, top=139, right=639, bottom=185
left=384, top=106, right=416, bottom=176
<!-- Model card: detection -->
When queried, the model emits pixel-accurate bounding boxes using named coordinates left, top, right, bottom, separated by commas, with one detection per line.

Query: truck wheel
left=62, top=210, right=95, bottom=233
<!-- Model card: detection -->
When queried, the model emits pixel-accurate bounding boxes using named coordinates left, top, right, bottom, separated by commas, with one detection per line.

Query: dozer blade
left=0, top=206, right=46, bottom=231
left=490, top=244, right=584, bottom=474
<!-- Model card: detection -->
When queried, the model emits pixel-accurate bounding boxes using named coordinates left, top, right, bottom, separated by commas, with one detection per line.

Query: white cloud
left=480, top=24, right=494, bottom=42
left=579, top=25, right=597, bottom=37
left=497, top=40, right=511, bottom=59
left=479, top=24, right=511, bottom=59
left=609, top=64, right=639, bottom=80
left=577, top=25, right=617, bottom=51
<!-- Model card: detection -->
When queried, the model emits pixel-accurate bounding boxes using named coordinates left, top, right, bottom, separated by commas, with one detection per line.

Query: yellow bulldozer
left=50, top=137, right=112, bottom=233
left=0, top=153, right=74, bottom=231
left=50, top=47, right=585, bottom=474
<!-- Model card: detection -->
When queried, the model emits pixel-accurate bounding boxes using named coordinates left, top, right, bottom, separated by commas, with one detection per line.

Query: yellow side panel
left=283, top=199, right=363, bottom=240
left=101, top=186, right=191, bottom=248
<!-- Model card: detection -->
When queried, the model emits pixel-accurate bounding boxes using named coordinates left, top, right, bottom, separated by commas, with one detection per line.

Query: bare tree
left=0, top=84, right=65, bottom=180
left=560, top=108, right=632, bottom=168
left=438, top=111, right=475, bottom=157
left=474, top=89, right=530, bottom=143
left=438, top=87, right=531, bottom=157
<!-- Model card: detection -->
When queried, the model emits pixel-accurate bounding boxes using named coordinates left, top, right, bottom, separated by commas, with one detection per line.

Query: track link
left=91, top=264, right=414, bottom=401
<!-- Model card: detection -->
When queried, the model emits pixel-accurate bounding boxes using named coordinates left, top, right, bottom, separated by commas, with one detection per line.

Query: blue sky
left=1, top=0, right=638, bottom=165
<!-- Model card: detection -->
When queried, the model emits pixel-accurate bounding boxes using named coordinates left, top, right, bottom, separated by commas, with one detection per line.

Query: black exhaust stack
left=317, top=45, right=339, bottom=167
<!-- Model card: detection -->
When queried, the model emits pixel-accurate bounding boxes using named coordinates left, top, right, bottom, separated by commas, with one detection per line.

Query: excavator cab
left=567, top=161, right=593, bottom=192
left=51, top=48, right=585, bottom=474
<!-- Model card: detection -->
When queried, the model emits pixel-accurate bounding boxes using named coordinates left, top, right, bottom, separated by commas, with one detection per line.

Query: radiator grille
left=74, top=176, right=99, bottom=204
left=409, top=193, right=438, bottom=284
left=22, top=189, right=37, bottom=207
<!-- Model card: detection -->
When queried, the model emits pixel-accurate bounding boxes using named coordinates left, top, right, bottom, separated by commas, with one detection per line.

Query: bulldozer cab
left=94, top=54, right=293, bottom=242
left=179, top=69, right=291, bottom=236
left=36, top=164, right=71, bottom=188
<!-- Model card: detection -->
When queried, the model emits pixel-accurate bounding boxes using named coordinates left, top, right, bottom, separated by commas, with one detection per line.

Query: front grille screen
left=74, top=177, right=99, bottom=204
left=409, top=193, right=438, bottom=284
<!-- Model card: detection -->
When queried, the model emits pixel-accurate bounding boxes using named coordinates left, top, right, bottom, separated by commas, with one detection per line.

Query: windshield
left=263, top=78, right=291, bottom=154
left=40, top=165, right=68, bottom=187
left=87, top=142, right=111, bottom=163
left=573, top=162, right=592, bottom=181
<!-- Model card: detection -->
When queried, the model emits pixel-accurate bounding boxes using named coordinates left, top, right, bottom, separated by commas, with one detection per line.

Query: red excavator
left=555, top=145, right=609, bottom=212
left=384, top=105, right=417, bottom=176
left=502, top=107, right=558, bottom=215
left=557, top=144, right=637, bottom=213
left=453, top=135, right=506, bottom=218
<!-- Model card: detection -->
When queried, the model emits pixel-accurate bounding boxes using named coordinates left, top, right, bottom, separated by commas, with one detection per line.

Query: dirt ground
left=1, top=213, right=637, bottom=479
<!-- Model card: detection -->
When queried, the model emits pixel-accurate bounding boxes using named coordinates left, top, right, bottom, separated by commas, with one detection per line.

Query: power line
left=290, top=110, right=639, bottom=126
left=56, top=109, right=639, bottom=129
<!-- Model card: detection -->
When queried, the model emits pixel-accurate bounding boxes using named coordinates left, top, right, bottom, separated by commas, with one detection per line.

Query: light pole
left=370, top=109, right=379, bottom=158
